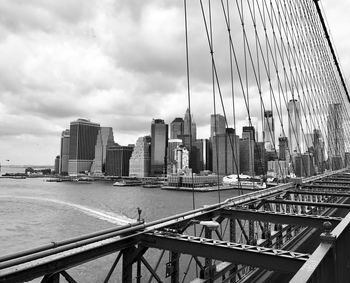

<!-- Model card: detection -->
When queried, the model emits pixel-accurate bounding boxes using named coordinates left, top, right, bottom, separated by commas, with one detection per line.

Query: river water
left=0, top=167, right=241, bottom=282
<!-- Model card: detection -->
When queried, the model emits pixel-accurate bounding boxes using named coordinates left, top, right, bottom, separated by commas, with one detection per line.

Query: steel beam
left=0, top=237, right=138, bottom=283
left=139, top=232, right=309, bottom=273
left=287, top=190, right=350, bottom=198
left=265, top=199, right=350, bottom=209
left=220, top=208, right=341, bottom=228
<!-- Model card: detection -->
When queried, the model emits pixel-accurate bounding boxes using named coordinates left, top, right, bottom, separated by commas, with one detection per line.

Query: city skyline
left=0, top=1, right=349, bottom=165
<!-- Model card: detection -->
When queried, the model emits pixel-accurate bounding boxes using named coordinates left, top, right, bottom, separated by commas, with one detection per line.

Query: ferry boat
left=222, top=174, right=266, bottom=190
left=113, top=179, right=143, bottom=187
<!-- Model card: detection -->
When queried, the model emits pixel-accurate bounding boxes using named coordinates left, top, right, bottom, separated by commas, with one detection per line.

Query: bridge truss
left=1, top=170, right=350, bottom=282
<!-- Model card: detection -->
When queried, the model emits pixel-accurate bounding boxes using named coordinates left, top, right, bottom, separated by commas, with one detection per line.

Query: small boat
left=223, top=174, right=266, bottom=190
left=73, top=177, right=92, bottom=184
left=113, top=179, right=143, bottom=187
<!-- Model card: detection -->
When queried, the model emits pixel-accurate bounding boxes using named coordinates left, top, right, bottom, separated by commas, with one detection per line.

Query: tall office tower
left=212, top=128, right=239, bottom=175
left=242, top=126, right=256, bottom=141
left=68, top=119, right=100, bottom=175
left=210, top=114, right=226, bottom=138
left=254, top=142, right=266, bottom=175
left=305, top=133, right=314, bottom=152
left=59, top=129, right=70, bottom=175
left=105, top=145, right=133, bottom=176
left=54, top=156, right=60, bottom=174
left=167, top=139, right=183, bottom=174
left=313, top=129, right=325, bottom=173
left=192, top=139, right=211, bottom=173
left=327, top=103, right=345, bottom=168
left=183, top=108, right=197, bottom=140
left=278, top=137, right=289, bottom=161
left=240, top=126, right=255, bottom=175
left=263, top=110, right=275, bottom=151
left=129, top=136, right=152, bottom=177
left=174, top=145, right=190, bottom=174
left=91, top=127, right=114, bottom=175
left=170, top=118, right=184, bottom=139
left=151, top=119, right=169, bottom=176
left=288, top=99, right=301, bottom=154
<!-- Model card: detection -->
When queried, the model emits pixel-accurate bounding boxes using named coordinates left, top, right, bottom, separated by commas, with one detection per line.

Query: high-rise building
left=212, top=128, right=239, bottom=175
left=129, top=136, right=152, bottom=177
left=210, top=114, right=226, bottom=138
left=192, top=139, right=211, bottom=173
left=174, top=145, right=190, bottom=174
left=242, top=126, right=256, bottom=141
left=105, top=145, right=134, bottom=176
left=263, top=110, right=275, bottom=151
left=151, top=119, right=168, bottom=176
left=313, top=129, right=325, bottom=173
left=167, top=139, right=183, bottom=174
left=254, top=142, right=266, bottom=175
left=278, top=137, right=289, bottom=161
left=54, top=156, right=60, bottom=174
left=59, top=129, right=70, bottom=175
left=68, top=119, right=100, bottom=175
left=327, top=103, right=345, bottom=168
left=91, top=127, right=115, bottom=175
left=288, top=99, right=301, bottom=154
left=170, top=118, right=184, bottom=139
left=183, top=108, right=197, bottom=140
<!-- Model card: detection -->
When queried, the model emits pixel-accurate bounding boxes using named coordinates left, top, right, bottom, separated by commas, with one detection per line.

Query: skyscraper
left=327, top=103, right=345, bottom=168
left=91, top=127, right=115, bottom=174
left=240, top=126, right=255, bottom=176
left=288, top=99, right=301, bottom=154
left=105, top=145, right=134, bottom=176
left=68, top=119, right=100, bottom=175
left=174, top=145, right=190, bottom=174
left=183, top=108, right=197, bottom=140
left=192, top=139, right=211, bottom=173
left=263, top=110, right=275, bottom=151
left=210, top=114, right=226, bottom=138
left=212, top=128, right=239, bottom=175
left=278, top=136, right=289, bottom=161
left=59, top=129, right=70, bottom=175
left=313, top=129, right=325, bottom=173
left=170, top=118, right=184, bottom=139
left=129, top=136, right=152, bottom=177
left=151, top=119, right=168, bottom=176
left=242, top=126, right=256, bottom=141
left=167, top=139, right=183, bottom=174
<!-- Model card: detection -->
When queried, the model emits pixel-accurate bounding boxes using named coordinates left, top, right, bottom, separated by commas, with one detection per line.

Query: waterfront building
left=183, top=108, right=197, bottom=141
left=151, top=119, right=168, bottom=176
left=54, top=156, right=60, bottom=174
left=59, top=129, right=70, bottom=175
left=288, top=99, right=301, bottom=154
left=129, top=136, right=152, bottom=178
left=91, top=127, right=115, bottom=175
left=105, top=145, right=133, bottom=176
left=263, top=110, right=275, bottom=151
left=293, top=153, right=315, bottom=177
left=68, top=119, right=100, bottom=175
left=170, top=118, right=184, bottom=139
left=210, top=114, right=226, bottom=138
left=212, top=128, right=239, bottom=175
left=167, top=139, right=183, bottom=174
left=327, top=103, right=345, bottom=168
left=174, top=145, right=190, bottom=174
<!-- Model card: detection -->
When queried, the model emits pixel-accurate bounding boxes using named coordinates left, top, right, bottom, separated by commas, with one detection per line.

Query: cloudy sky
left=0, top=0, right=349, bottom=165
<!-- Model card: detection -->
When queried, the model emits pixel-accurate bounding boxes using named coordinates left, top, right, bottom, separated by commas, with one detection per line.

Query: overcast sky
left=0, top=0, right=349, bottom=165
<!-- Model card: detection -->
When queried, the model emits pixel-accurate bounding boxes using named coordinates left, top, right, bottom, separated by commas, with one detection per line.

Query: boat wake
left=0, top=196, right=136, bottom=226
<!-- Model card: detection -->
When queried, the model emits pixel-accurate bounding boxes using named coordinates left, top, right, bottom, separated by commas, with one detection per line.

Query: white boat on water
left=113, top=179, right=143, bottom=187
left=223, top=174, right=266, bottom=190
